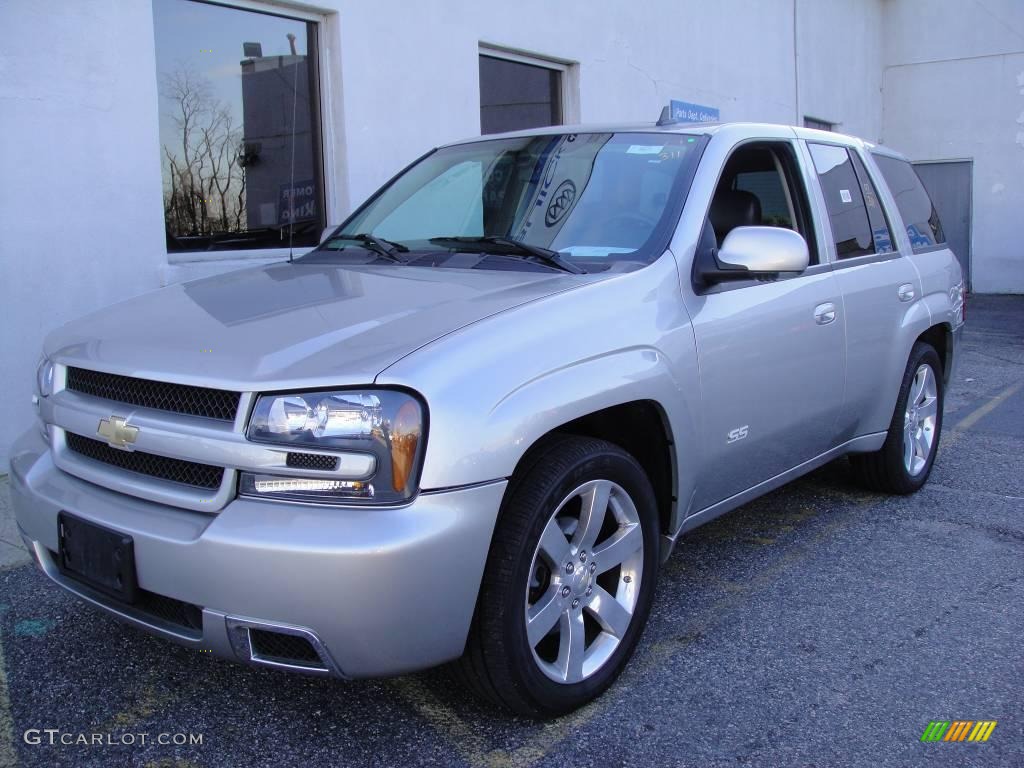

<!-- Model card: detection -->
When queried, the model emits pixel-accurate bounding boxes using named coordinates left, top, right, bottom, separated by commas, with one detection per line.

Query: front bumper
left=9, top=428, right=505, bottom=678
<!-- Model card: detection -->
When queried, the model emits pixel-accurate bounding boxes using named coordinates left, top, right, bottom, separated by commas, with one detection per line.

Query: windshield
left=305, top=132, right=706, bottom=271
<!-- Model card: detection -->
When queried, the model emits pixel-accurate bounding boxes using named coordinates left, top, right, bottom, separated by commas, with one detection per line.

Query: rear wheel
left=850, top=342, right=944, bottom=494
left=456, top=436, right=659, bottom=717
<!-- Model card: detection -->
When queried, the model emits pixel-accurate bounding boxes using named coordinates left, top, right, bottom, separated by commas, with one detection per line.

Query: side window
left=809, top=143, right=875, bottom=259
left=707, top=143, right=819, bottom=265
left=872, top=154, right=946, bottom=252
left=849, top=152, right=894, bottom=253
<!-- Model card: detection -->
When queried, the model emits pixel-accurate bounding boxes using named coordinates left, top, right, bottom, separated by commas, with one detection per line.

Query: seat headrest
left=710, top=189, right=762, bottom=242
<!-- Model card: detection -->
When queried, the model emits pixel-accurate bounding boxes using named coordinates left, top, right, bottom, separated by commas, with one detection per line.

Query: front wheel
left=456, top=436, right=659, bottom=717
left=850, top=341, right=944, bottom=494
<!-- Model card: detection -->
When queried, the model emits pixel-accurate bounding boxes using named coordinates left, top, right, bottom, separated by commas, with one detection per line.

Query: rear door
left=804, top=142, right=921, bottom=441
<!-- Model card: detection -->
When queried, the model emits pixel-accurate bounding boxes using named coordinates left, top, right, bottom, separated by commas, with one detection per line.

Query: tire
left=850, top=342, right=944, bottom=494
left=455, top=435, right=660, bottom=717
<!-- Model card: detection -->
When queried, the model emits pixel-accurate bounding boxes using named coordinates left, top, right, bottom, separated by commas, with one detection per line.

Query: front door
left=684, top=140, right=846, bottom=512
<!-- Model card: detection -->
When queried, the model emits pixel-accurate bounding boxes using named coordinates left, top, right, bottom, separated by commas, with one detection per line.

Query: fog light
left=240, top=473, right=374, bottom=503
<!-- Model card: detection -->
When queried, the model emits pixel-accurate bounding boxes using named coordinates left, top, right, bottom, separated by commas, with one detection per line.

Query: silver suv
left=11, top=122, right=964, bottom=717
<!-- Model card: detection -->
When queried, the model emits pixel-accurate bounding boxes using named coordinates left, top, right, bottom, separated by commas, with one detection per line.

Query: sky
left=152, top=0, right=310, bottom=163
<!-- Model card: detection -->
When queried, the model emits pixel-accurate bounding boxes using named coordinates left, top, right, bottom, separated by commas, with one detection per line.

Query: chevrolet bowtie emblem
left=96, top=416, right=139, bottom=450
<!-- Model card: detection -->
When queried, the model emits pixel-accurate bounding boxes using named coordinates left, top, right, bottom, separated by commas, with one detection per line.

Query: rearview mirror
left=717, top=226, right=809, bottom=275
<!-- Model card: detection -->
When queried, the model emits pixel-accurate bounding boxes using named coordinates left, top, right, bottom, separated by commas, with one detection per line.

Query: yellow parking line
left=951, top=381, right=1022, bottom=434
left=0, top=625, right=18, bottom=768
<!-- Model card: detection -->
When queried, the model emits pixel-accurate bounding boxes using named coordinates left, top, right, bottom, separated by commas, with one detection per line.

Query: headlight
left=36, top=358, right=54, bottom=398
left=242, top=389, right=425, bottom=504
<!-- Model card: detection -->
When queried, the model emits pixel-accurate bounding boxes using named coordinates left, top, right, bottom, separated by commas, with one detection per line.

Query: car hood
left=45, top=261, right=601, bottom=391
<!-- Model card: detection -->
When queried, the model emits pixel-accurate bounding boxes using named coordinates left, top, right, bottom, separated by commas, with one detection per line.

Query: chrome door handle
left=814, top=302, right=836, bottom=325
left=898, top=283, right=916, bottom=302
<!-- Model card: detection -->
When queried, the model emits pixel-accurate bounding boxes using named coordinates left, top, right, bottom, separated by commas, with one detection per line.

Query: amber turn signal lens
left=390, top=400, right=422, bottom=493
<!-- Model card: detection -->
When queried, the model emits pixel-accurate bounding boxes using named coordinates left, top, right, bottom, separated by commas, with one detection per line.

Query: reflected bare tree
left=161, top=67, right=245, bottom=238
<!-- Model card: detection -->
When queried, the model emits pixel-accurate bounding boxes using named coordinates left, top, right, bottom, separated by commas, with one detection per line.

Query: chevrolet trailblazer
left=11, top=121, right=964, bottom=716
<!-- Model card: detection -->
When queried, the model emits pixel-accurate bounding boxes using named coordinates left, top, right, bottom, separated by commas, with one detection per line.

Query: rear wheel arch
left=917, top=322, right=952, bottom=384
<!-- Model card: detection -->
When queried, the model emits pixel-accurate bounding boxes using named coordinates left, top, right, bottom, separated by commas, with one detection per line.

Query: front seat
left=709, top=189, right=762, bottom=246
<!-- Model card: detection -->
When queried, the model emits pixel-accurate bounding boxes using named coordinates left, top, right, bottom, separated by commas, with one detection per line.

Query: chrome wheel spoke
left=537, top=515, right=571, bottom=565
left=587, top=585, right=631, bottom=638
left=592, top=523, right=642, bottom=574
left=911, top=369, right=926, bottom=405
left=574, top=480, right=611, bottom=552
left=526, top=585, right=563, bottom=647
left=557, top=610, right=587, bottom=683
left=915, top=431, right=929, bottom=461
left=918, top=396, right=938, bottom=422
left=903, top=423, right=915, bottom=468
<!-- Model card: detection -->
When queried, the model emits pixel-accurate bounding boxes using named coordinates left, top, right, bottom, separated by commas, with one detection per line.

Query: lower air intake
left=249, top=629, right=325, bottom=668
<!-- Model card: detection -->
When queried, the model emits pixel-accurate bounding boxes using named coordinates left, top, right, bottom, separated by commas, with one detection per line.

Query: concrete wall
left=881, top=0, right=1024, bottom=294
left=0, top=0, right=889, bottom=467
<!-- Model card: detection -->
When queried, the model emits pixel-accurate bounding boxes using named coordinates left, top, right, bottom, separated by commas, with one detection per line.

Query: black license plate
left=57, top=512, right=139, bottom=603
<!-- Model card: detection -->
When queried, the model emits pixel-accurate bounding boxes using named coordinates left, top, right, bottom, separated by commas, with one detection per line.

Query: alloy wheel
left=903, top=363, right=938, bottom=476
left=524, top=479, right=644, bottom=684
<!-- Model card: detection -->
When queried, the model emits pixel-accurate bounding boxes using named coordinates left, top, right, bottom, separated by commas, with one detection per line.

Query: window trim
left=160, top=0, right=338, bottom=265
left=478, top=43, right=581, bottom=127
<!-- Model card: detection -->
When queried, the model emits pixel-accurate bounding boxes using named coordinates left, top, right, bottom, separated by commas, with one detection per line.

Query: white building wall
left=881, top=0, right=1024, bottom=294
left=1, top=0, right=888, bottom=467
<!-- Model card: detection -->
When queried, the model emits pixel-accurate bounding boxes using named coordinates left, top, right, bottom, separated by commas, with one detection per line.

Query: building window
left=479, top=50, right=565, bottom=135
left=803, top=117, right=834, bottom=132
left=153, top=0, right=324, bottom=253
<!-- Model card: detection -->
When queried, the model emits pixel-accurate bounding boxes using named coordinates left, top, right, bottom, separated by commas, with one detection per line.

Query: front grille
left=66, top=432, right=223, bottom=490
left=67, top=367, right=240, bottom=422
left=249, top=629, right=323, bottom=665
left=286, top=452, right=339, bottom=471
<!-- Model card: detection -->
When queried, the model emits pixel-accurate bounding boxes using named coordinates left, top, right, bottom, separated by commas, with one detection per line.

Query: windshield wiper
left=324, top=233, right=409, bottom=263
left=429, top=236, right=586, bottom=274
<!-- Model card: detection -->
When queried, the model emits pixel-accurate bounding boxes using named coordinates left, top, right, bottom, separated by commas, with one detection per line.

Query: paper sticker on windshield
left=840, top=189, right=853, bottom=203
left=627, top=145, right=663, bottom=155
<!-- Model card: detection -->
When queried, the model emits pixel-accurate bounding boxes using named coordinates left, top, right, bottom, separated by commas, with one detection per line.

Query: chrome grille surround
left=39, top=368, right=375, bottom=513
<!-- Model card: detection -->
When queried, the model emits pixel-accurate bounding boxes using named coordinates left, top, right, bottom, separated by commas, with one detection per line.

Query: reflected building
left=240, top=44, right=318, bottom=234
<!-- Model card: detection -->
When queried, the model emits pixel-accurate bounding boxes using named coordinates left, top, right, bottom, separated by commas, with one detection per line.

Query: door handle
left=814, top=302, right=836, bottom=325
left=898, top=283, right=916, bottom=302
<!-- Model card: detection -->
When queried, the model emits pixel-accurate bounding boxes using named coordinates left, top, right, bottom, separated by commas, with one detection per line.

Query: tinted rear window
left=872, top=154, right=946, bottom=252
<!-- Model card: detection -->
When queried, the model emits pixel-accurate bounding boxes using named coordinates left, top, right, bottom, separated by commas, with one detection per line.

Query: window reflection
left=153, top=0, right=323, bottom=252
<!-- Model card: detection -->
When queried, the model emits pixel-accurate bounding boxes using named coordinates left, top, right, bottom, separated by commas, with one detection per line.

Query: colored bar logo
left=921, top=720, right=997, bottom=742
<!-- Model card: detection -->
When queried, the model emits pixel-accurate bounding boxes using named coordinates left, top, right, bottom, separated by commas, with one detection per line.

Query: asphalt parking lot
left=1, top=294, right=1021, bottom=768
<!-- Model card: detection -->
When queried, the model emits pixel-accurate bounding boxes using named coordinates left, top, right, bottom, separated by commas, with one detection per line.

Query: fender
left=376, top=255, right=700, bottom=536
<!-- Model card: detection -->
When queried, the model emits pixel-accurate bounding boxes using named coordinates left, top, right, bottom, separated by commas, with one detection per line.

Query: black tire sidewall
left=491, top=440, right=660, bottom=716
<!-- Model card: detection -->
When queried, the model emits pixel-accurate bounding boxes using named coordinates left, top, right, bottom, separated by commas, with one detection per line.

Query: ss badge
left=726, top=426, right=749, bottom=444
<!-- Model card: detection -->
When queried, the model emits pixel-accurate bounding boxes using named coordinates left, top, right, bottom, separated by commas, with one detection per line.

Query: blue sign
left=670, top=99, right=719, bottom=123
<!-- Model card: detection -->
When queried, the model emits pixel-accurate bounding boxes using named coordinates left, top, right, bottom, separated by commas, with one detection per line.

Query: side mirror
left=717, top=226, right=809, bottom=275
left=320, top=225, right=341, bottom=244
